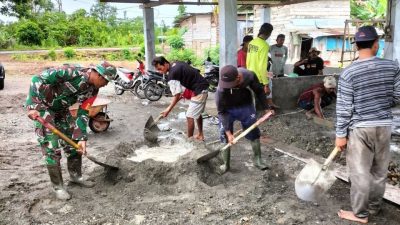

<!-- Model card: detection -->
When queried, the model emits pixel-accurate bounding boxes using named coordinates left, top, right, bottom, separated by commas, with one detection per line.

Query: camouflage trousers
left=34, top=110, right=79, bottom=166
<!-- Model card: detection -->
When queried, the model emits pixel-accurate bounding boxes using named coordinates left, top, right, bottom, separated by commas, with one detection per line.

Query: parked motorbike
left=143, top=71, right=172, bottom=101
left=204, top=60, right=219, bottom=92
left=113, top=67, right=138, bottom=95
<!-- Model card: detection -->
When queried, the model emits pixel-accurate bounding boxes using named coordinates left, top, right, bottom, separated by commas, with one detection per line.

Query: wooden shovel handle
left=36, top=116, right=82, bottom=152
left=221, top=111, right=273, bottom=151
left=322, top=146, right=340, bottom=170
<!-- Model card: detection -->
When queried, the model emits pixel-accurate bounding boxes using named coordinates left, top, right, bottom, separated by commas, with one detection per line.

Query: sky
left=0, top=0, right=213, bottom=26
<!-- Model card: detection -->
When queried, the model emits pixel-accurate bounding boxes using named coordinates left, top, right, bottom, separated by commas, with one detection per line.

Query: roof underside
left=100, top=0, right=320, bottom=8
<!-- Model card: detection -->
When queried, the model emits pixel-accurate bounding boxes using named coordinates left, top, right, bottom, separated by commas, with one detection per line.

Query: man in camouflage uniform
left=25, top=62, right=117, bottom=200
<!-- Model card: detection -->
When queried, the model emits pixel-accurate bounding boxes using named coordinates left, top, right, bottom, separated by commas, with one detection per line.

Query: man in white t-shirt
left=269, top=34, right=288, bottom=77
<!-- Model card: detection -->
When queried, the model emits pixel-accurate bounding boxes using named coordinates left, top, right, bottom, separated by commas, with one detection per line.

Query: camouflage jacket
left=25, top=65, right=99, bottom=141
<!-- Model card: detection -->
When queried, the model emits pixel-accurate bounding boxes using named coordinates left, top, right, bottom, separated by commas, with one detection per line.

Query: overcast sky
left=0, top=0, right=213, bottom=26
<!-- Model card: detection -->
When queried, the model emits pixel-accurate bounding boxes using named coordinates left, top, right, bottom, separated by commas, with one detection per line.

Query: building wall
left=254, top=0, right=350, bottom=67
left=181, top=14, right=216, bottom=57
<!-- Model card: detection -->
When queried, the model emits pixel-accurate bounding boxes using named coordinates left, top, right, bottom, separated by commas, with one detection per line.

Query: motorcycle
left=204, top=60, right=219, bottom=92
left=113, top=67, right=138, bottom=95
left=143, top=71, right=172, bottom=101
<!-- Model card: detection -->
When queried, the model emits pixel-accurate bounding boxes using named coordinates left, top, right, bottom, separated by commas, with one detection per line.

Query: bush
left=203, top=45, right=220, bottom=65
left=16, top=21, right=44, bottom=46
left=121, top=48, right=133, bottom=60
left=166, top=48, right=201, bottom=66
left=167, top=35, right=184, bottom=49
left=48, top=50, right=57, bottom=61
left=63, top=47, right=76, bottom=59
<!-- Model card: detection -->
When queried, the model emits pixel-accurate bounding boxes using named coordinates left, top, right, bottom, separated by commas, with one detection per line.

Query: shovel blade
left=295, top=159, right=337, bottom=201
left=86, top=155, right=119, bottom=170
left=144, top=116, right=161, bottom=143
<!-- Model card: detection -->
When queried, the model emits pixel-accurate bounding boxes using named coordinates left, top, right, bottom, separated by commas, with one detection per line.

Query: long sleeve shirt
left=25, top=65, right=98, bottom=141
left=336, top=57, right=400, bottom=137
left=215, top=68, right=269, bottom=131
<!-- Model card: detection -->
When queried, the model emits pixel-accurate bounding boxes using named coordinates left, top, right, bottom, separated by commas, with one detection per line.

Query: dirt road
left=1, top=62, right=400, bottom=225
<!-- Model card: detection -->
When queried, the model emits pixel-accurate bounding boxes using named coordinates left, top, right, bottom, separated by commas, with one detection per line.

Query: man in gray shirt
left=269, top=34, right=288, bottom=77
left=336, top=25, right=400, bottom=223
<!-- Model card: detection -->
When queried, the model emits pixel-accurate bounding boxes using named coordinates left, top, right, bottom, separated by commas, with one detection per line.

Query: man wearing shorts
left=152, top=56, right=209, bottom=141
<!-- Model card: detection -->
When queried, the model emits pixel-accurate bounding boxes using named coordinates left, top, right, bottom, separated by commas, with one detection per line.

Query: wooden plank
left=261, top=136, right=400, bottom=206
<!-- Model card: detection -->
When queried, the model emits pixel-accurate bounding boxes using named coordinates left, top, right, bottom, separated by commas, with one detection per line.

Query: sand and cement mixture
left=1, top=61, right=400, bottom=225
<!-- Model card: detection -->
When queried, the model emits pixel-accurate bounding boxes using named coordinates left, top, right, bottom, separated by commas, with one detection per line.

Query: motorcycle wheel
left=114, top=86, right=124, bottom=95
left=133, top=81, right=146, bottom=99
left=144, top=83, right=163, bottom=101
left=89, top=112, right=110, bottom=133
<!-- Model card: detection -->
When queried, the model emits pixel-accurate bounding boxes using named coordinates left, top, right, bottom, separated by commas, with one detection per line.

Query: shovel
left=36, top=116, right=119, bottom=170
left=144, top=114, right=163, bottom=143
left=295, top=146, right=340, bottom=202
left=197, top=111, right=273, bottom=163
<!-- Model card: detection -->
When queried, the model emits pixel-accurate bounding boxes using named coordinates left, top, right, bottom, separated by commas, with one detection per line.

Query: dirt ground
left=1, top=59, right=400, bottom=225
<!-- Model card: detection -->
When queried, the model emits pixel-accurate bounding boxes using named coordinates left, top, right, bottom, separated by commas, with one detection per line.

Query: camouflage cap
left=92, top=62, right=117, bottom=81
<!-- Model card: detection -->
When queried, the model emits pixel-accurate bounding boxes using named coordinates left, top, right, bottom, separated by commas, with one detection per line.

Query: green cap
left=93, top=63, right=117, bottom=81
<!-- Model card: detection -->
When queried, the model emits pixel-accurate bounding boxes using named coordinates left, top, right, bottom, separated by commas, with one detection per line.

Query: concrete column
left=143, top=7, right=156, bottom=70
left=384, top=0, right=400, bottom=63
left=260, top=6, right=271, bottom=24
left=218, top=0, right=237, bottom=67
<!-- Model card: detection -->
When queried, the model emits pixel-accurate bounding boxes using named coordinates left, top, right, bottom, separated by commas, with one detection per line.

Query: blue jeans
left=219, top=105, right=260, bottom=143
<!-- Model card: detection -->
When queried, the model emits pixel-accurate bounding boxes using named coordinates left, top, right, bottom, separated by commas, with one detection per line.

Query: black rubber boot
left=47, top=165, right=71, bottom=200
left=67, top=155, right=95, bottom=188
left=218, top=147, right=231, bottom=174
left=250, top=139, right=268, bottom=170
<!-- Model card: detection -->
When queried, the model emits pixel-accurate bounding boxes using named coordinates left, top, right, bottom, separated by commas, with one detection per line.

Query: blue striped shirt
left=336, top=57, right=400, bottom=137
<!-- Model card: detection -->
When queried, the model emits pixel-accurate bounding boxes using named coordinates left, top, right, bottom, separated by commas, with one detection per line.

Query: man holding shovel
left=25, top=62, right=117, bottom=200
left=152, top=56, right=209, bottom=141
left=335, top=26, right=400, bottom=223
left=215, top=65, right=274, bottom=174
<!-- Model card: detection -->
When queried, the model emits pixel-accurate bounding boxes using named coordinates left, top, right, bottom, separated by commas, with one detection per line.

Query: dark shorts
left=219, top=105, right=260, bottom=143
left=298, top=99, right=314, bottom=110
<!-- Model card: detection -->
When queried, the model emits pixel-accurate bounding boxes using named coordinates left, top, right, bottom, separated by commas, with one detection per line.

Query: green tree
left=90, top=2, right=117, bottom=26
left=173, top=5, right=186, bottom=26
left=351, top=0, right=387, bottom=20
left=0, top=0, right=54, bottom=18
left=16, top=20, right=43, bottom=45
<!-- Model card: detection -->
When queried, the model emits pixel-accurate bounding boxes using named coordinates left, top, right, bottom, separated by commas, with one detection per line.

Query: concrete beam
left=143, top=7, right=156, bottom=70
left=218, top=0, right=238, bottom=67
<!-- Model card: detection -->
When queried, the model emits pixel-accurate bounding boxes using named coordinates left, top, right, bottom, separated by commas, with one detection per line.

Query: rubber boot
left=250, top=139, right=268, bottom=170
left=47, top=165, right=71, bottom=200
left=218, top=147, right=231, bottom=174
left=67, top=155, right=95, bottom=188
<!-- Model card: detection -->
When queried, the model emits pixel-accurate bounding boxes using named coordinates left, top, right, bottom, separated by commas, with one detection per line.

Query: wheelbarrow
left=69, top=96, right=113, bottom=133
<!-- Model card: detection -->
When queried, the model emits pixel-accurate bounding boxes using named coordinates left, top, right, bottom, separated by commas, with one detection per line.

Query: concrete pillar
left=218, top=0, right=237, bottom=67
left=260, top=6, right=271, bottom=24
left=143, top=7, right=156, bottom=70
left=384, top=0, right=400, bottom=63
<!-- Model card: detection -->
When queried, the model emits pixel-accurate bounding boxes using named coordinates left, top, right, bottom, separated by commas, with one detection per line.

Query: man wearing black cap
left=237, top=35, right=253, bottom=68
left=335, top=25, right=400, bottom=223
left=215, top=65, right=274, bottom=174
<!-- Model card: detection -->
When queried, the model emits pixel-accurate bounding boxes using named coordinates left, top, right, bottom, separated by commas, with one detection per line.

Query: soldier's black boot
left=218, top=147, right=231, bottom=175
left=250, top=139, right=268, bottom=170
left=67, top=155, right=95, bottom=188
left=47, top=165, right=71, bottom=200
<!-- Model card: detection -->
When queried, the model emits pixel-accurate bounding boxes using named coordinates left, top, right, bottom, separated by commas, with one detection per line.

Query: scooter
left=204, top=60, right=219, bottom=93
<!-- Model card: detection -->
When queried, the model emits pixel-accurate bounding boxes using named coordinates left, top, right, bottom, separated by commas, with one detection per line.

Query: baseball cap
left=323, top=76, right=336, bottom=89
left=92, top=62, right=117, bottom=81
left=219, top=65, right=238, bottom=89
left=241, top=35, right=253, bottom=46
left=354, top=25, right=378, bottom=43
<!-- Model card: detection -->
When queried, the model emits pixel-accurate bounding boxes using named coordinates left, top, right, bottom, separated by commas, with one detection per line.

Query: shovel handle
left=154, top=114, right=163, bottom=124
left=36, top=116, right=82, bottom=152
left=206, top=129, right=242, bottom=146
left=322, top=146, right=340, bottom=170
left=221, top=111, right=273, bottom=151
